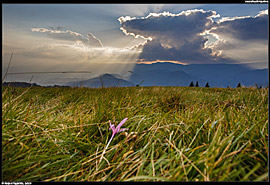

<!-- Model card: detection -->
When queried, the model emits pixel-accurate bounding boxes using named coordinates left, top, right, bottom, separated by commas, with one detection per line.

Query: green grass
left=2, top=86, right=268, bottom=181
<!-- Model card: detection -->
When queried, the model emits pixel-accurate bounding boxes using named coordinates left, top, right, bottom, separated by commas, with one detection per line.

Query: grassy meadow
left=2, top=86, right=268, bottom=181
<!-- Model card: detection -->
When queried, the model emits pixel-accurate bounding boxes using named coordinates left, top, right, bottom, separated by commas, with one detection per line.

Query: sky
left=2, top=4, right=268, bottom=85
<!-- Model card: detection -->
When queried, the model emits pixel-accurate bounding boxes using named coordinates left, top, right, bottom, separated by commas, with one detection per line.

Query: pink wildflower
left=99, top=118, right=128, bottom=165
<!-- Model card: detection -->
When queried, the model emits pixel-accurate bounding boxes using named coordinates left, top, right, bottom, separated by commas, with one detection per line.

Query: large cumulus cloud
left=118, top=9, right=223, bottom=64
left=118, top=9, right=268, bottom=67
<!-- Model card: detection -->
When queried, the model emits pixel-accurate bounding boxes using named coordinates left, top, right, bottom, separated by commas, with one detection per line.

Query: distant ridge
left=129, top=69, right=204, bottom=86
left=2, top=82, right=41, bottom=87
left=4, top=63, right=267, bottom=88
left=2, top=81, right=70, bottom=88
left=66, top=73, right=135, bottom=88
left=130, top=62, right=268, bottom=87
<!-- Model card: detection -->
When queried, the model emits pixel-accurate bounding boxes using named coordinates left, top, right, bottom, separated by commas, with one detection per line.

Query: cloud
left=118, top=9, right=224, bottom=64
left=31, top=28, right=103, bottom=47
left=11, top=42, right=141, bottom=68
left=118, top=9, right=268, bottom=68
left=119, top=9, right=219, bottom=48
left=138, top=37, right=218, bottom=63
left=209, top=9, right=268, bottom=41
left=86, top=33, right=103, bottom=48
left=25, top=27, right=141, bottom=66
left=207, top=9, right=268, bottom=68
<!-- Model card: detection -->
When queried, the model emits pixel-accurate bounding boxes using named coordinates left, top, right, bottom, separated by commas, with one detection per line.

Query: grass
left=2, top=85, right=268, bottom=181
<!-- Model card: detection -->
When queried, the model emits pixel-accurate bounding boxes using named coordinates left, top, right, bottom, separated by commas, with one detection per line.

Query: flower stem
left=98, top=134, right=114, bottom=166
left=104, top=135, right=114, bottom=152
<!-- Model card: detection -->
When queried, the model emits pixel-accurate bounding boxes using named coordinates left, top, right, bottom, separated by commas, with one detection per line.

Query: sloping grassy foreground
left=2, top=86, right=268, bottom=181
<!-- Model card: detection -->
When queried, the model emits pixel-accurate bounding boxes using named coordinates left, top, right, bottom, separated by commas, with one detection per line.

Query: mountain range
left=66, top=73, right=134, bottom=88
left=66, top=62, right=268, bottom=88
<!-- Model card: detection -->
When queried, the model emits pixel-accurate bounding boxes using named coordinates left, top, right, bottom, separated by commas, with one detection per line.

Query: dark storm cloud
left=139, top=37, right=216, bottom=63
left=118, top=9, right=222, bottom=63
left=209, top=9, right=268, bottom=41
left=119, top=10, right=219, bottom=48
left=118, top=9, right=268, bottom=65
left=206, top=9, right=268, bottom=68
